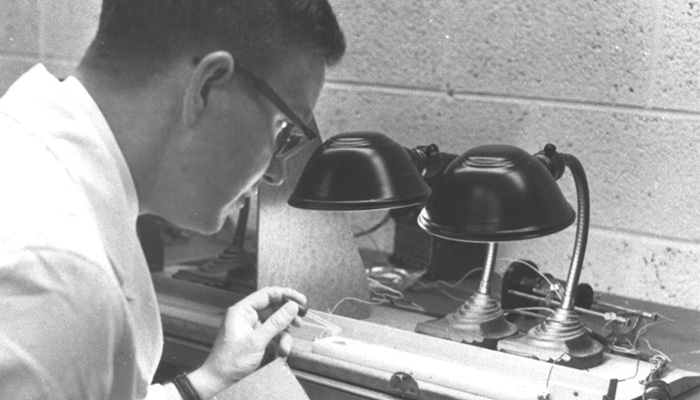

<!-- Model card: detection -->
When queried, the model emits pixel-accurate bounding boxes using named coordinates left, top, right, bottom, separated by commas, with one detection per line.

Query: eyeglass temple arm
left=237, top=65, right=318, bottom=140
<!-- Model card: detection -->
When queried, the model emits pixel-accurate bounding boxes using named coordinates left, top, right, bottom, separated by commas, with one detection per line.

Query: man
left=0, top=0, right=345, bottom=399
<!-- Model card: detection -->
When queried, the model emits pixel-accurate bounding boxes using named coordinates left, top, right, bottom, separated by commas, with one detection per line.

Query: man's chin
left=173, top=211, right=226, bottom=236
left=198, top=192, right=254, bottom=234
left=183, top=221, right=221, bottom=236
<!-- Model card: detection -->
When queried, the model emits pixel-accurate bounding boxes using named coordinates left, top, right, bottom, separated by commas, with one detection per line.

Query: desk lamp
left=417, top=143, right=604, bottom=367
left=496, top=144, right=605, bottom=369
left=414, top=144, right=575, bottom=347
left=289, top=131, right=449, bottom=211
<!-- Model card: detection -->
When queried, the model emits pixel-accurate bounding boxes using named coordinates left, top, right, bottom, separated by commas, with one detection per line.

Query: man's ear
left=183, top=51, right=235, bottom=126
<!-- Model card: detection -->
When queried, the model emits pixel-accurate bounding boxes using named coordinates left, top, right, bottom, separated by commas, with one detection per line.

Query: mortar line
left=0, top=54, right=43, bottom=63
left=44, top=56, right=82, bottom=67
left=590, top=225, right=700, bottom=247
left=325, top=81, right=700, bottom=121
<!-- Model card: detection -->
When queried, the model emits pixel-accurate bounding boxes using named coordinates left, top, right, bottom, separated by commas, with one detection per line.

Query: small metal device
left=501, top=260, right=594, bottom=312
left=390, top=372, right=420, bottom=398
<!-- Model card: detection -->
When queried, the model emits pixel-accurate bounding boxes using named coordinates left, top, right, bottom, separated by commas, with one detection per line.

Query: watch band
left=172, top=373, right=203, bottom=400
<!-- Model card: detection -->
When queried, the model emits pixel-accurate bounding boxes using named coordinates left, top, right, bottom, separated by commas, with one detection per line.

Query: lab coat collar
left=61, top=73, right=144, bottom=300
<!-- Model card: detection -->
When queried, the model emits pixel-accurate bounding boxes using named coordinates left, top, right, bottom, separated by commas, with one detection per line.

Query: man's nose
left=262, top=154, right=287, bottom=186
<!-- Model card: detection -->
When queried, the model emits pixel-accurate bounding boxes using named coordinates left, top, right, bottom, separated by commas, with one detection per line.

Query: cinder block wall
left=2, top=1, right=698, bottom=309
left=0, top=1, right=101, bottom=89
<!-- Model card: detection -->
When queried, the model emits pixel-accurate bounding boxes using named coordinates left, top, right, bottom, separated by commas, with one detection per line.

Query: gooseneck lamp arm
left=559, top=153, right=589, bottom=311
left=535, top=144, right=590, bottom=311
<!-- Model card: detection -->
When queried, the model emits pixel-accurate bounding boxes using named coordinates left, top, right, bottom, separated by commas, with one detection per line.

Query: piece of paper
left=213, top=358, right=310, bottom=400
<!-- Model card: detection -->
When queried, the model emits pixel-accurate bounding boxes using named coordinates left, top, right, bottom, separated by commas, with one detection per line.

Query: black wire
left=353, top=213, right=392, bottom=238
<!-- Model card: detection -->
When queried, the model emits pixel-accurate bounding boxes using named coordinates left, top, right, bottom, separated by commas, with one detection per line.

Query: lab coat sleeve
left=0, top=248, right=130, bottom=399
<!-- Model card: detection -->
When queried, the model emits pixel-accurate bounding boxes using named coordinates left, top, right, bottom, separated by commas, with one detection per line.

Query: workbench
left=153, top=267, right=700, bottom=400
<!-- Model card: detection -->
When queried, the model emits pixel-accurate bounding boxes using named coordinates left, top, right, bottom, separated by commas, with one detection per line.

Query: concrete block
left=649, top=1, right=700, bottom=111
left=327, top=0, right=699, bottom=112
left=40, top=0, right=100, bottom=60
left=0, top=0, right=40, bottom=56
left=328, top=0, right=446, bottom=89
left=0, top=56, right=37, bottom=96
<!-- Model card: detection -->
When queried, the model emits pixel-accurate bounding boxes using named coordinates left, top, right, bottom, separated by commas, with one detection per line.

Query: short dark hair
left=82, top=0, right=345, bottom=79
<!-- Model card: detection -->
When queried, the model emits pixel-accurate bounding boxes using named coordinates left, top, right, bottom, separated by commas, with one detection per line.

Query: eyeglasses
left=236, top=65, right=319, bottom=158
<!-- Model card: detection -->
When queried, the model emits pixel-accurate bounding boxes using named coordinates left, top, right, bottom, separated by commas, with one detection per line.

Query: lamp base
left=497, top=308, right=604, bottom=369
left=415, top=293, right=518, bottom=348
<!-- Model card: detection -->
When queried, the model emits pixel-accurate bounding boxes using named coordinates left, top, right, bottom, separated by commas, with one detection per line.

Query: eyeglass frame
left=235, top=64, right=319, bottom=146
left=190, top=55, right=321, bottom=157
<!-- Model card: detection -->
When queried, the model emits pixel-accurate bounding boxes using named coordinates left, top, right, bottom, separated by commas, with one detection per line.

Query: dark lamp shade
left=288, top=132, right=431, bottom=211
left=418, top=144, right=575, bottom=242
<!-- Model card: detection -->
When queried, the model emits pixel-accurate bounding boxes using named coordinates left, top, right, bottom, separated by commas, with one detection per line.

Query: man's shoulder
left=0, top=66, right=112, bottom=265
left=0, top=115, right=104, bottom=252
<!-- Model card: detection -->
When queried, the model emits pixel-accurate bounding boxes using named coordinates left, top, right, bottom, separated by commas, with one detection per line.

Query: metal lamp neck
left=560, top=153, right=590, bottom=310
left=536, top=144, right=590, bottom=311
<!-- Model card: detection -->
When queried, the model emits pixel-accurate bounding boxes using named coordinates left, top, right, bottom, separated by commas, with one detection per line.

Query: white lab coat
left=0, top=65, right=166, bottom=399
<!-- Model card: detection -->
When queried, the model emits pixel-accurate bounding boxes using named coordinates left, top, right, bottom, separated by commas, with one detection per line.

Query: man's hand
left=186, top=287, right=307, bottom=398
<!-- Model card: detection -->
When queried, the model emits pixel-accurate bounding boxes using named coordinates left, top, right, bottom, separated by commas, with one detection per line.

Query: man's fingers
left=259, top=332, right=292, bottom=366
left=256, top=301, right=298, bottom=344
left=277, top=332, right=293, bottom=357
left=291, top=315, right=304, bottom=328
left=242, top=287, right=307, bottom=311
